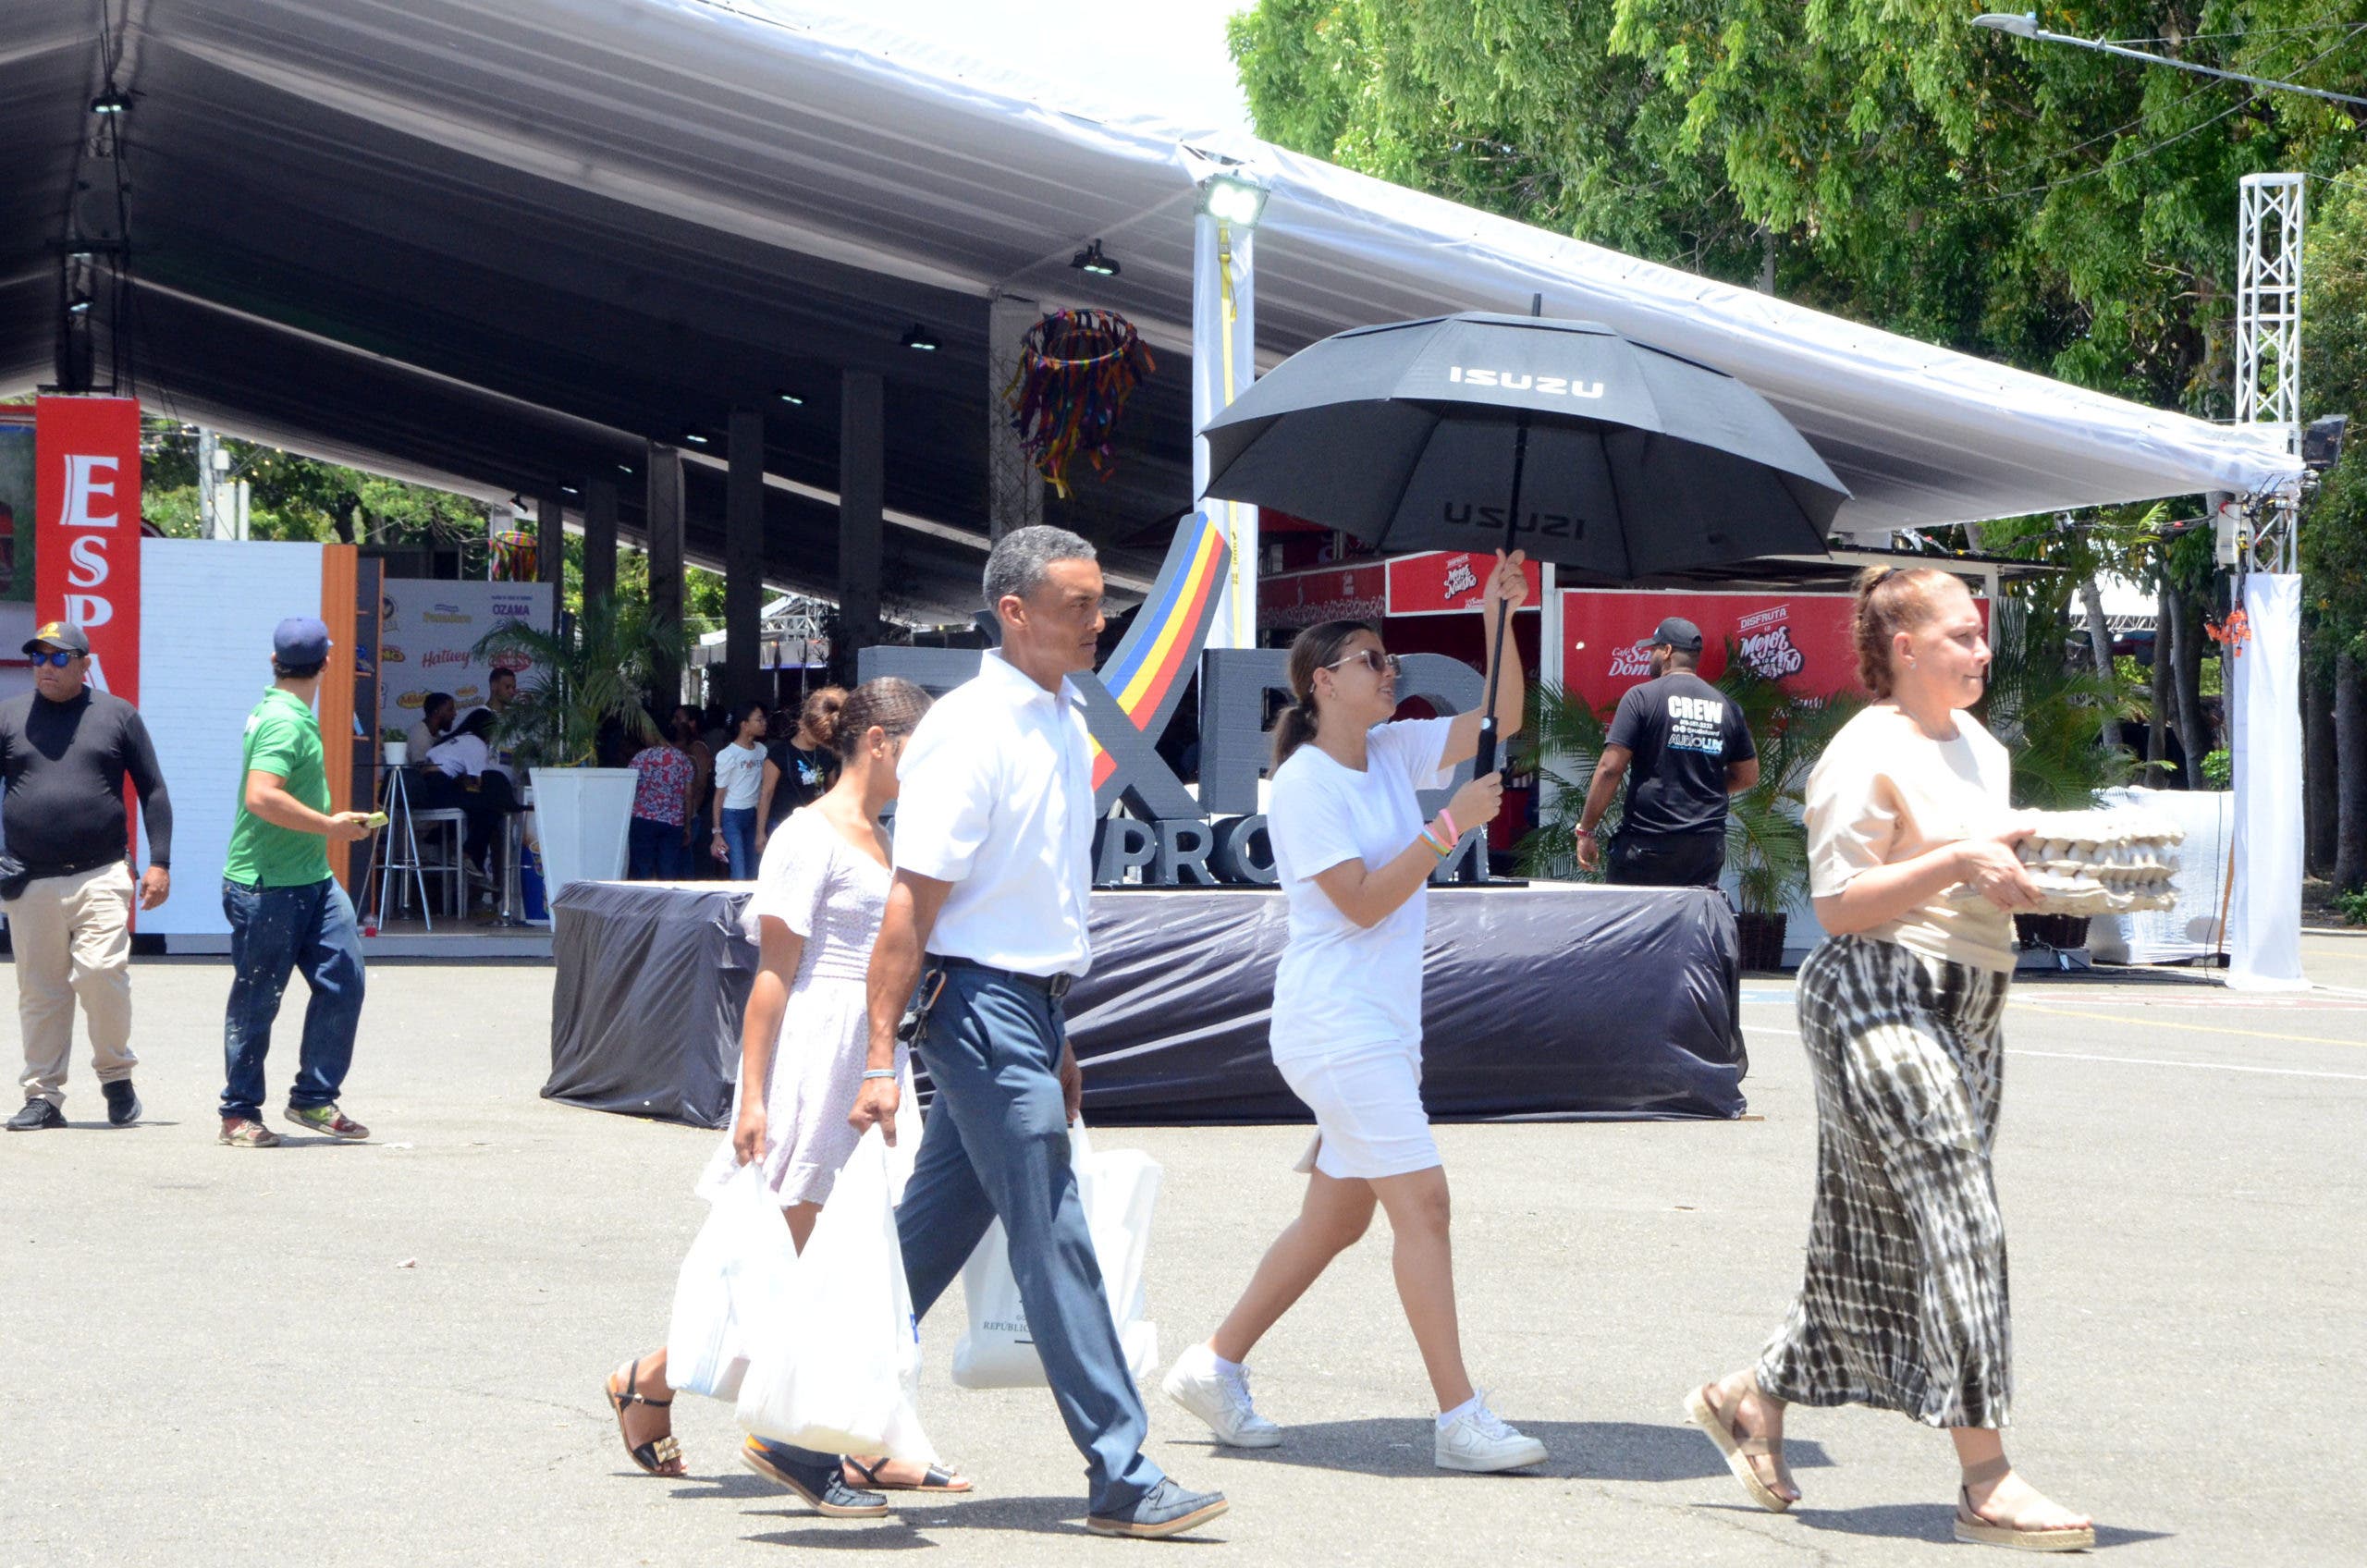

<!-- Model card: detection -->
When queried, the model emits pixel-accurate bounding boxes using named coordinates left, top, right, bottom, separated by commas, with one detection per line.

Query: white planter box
left=529, top=766, right=636, bottom=900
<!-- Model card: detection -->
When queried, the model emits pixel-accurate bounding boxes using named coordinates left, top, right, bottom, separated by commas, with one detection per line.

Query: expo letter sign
left=34, top=396, right=142, bottom=704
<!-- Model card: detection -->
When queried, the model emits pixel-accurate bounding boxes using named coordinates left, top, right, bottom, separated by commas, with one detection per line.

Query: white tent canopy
left=6, top=0, right=2301, bottom=594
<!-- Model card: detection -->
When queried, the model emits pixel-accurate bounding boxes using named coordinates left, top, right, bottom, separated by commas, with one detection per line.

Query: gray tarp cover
left=543, top=882, right=1746, bottom=1128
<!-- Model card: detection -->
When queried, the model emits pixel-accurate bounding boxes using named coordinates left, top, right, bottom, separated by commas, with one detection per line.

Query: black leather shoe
left=103, top=1080, right=141, bottom=1126
left=1086, top=1477, right=1229, bottom=1539
left=6, top=1097, right=66, bottom=1132
left=740, top=1439, right=889, bottom=1518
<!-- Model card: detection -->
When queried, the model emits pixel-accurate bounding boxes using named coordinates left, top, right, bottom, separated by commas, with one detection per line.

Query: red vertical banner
left=34, top=395, right=142, bottom=704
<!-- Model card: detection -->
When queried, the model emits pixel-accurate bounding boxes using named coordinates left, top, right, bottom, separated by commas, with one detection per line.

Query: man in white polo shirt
left=850, top=526, right=1227, bottom=1541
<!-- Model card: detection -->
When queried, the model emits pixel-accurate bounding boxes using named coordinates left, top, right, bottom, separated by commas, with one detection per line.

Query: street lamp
left=1971, top=12, right=2367, bottom=109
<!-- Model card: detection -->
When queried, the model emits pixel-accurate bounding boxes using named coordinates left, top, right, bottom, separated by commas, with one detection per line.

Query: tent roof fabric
left=5, top=0, right=2299, bottom=617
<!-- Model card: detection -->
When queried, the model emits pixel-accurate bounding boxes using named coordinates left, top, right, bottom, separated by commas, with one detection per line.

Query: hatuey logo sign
left=34, top=396, right=141, bottom=703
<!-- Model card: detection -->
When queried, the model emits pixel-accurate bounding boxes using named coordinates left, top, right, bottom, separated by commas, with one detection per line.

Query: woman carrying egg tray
left=1685, top=566, right=2096, bottom=1553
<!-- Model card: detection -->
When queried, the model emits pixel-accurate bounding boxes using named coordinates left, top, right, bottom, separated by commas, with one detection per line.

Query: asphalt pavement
left=5, top=938, right=2363, bottom=1567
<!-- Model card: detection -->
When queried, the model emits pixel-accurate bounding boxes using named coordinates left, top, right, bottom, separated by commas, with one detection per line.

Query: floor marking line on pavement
left=1745, top=1022, right=2367, bottom=1080
left=2006, top=1048, right=2367, bottom=1082
left=2008, top=1000, right=2367, bottom=1051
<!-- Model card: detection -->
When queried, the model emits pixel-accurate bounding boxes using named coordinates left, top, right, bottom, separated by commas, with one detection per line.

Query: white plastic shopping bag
left=950, top=1121, right=1162, bottom=1390
left=664, top=1163, right=798, bottom=1402
left=736, top=1128, right=935, bottom=1460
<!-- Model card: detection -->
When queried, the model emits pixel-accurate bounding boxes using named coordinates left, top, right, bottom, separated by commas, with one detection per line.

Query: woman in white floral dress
left=604, top=678, right=964, bottom=1511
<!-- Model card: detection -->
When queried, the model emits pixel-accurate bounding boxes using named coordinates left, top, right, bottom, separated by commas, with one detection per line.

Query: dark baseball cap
left=273, top=616, right=333, bottom=666
left=1651, top=616, right=1704, bottom=653
left=22, top=620, right=90, bottom=656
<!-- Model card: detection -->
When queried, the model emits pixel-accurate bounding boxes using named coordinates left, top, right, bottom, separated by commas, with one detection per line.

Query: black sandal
left=842, top=1455, right=974, bottom=1493
left=605, top=1358, right=682, bottom=1476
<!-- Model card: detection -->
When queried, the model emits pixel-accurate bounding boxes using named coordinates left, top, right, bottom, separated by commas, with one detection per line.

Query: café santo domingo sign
left=860, top=513, right=1491, bottom=888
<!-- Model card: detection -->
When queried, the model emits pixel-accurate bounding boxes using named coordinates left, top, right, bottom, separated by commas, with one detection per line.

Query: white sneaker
left=1160, top=1343, right=1282, bottom=1448
left=1434, top=1393, right=1548, bottom=1473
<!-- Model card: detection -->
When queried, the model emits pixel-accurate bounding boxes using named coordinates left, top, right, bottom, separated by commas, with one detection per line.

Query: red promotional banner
left=34, top=395, right=142, bottom=704
left=1385, top=550, right=1543, bottom=618
left=1559, top=590, right=1861, bottom=716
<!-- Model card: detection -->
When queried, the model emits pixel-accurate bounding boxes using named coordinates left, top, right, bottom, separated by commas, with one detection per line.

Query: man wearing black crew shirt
left=1575, top=617, right=1758, bottom=890
left=1, top=621, right=174, bottom=1131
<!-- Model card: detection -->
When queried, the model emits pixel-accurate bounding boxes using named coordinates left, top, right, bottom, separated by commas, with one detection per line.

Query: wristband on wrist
left=1436, top=807, right=1459, bottom=842
left=861, top=1067, right=897, bottom=1081
left=1419, top=827, right=1453, bottom=859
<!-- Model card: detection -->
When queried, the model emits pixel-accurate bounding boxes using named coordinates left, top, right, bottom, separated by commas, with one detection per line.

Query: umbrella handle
left=1474, top=594, right=1512, bottom=778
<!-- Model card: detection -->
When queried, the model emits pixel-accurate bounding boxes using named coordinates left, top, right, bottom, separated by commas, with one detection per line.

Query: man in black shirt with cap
left=1575, top=617, right=1758, bottom=890
left=1, top=619, right=174, bottom=1130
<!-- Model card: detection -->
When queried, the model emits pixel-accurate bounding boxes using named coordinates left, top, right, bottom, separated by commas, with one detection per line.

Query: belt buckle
left=1046, top=973, right=1073, bottom=1002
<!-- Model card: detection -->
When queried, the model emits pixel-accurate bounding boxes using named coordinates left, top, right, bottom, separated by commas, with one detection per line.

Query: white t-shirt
left=893, top=650, right=1096, bottom=977
left=1806, top=704, right=2015, bottom=974
left=713, top=741, right=766, bottom=812
left=1267, top=717, right=1454, bottom=1062
left=426, top=732, right=489, bottom=778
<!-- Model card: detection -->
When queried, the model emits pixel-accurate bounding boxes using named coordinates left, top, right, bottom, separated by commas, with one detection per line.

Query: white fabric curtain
left=2227, top=573, right=2306, bottom=990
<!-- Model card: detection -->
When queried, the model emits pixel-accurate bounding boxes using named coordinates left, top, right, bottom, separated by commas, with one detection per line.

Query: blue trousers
left=627, top=816, right=690, bottom=880
left=719, top=806, right=759, bottom=879
left=896, top=966, right=1163, bottom=1514
left=220, top=877, right=366, bottom=1121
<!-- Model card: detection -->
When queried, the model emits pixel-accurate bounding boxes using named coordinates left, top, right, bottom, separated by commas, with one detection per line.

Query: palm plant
left=1980, top=598, right=2147, bottom=808
left=1713, top=654, right=1862, bottom=917
left=1512, top=680, right=1613, bottom=881
left=472, top=598, right=683, bottom=770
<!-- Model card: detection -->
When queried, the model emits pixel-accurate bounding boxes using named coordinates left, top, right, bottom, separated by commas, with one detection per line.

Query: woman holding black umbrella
left=1163, top=550, right=1551, bottom=1474
left=1684, top=566, right=2093, bottom=1552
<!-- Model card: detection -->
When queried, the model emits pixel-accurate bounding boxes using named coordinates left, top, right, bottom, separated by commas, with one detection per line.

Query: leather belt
left=929, top=953, right=1074, bottom=1001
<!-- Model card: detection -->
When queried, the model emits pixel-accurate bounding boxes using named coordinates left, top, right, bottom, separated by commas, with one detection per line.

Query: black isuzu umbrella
left=1201, top=311, right=1849, bottom=772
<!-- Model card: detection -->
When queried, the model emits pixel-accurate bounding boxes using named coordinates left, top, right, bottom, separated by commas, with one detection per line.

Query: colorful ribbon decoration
left=1003, top=308, right=1156, bottom=498
left=489, top=529, right=537, bottom=582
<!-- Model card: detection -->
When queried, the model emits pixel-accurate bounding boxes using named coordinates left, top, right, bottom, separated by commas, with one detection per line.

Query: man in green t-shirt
left=218, top=618, right=379, bottom=1149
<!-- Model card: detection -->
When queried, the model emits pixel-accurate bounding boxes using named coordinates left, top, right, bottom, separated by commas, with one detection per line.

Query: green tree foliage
left=1233, top=2, right=2365, bottom=414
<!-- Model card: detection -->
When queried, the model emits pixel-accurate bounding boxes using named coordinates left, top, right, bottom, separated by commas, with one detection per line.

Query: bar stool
left=369, top=767, right=466, bottom=929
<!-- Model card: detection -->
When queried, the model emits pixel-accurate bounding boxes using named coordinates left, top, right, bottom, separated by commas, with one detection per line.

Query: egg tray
left=1953, top=807, right=2185, bottom=918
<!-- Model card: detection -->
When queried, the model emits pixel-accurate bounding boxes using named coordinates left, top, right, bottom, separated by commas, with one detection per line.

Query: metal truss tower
left=2233, top=173, right=2305, bottom=572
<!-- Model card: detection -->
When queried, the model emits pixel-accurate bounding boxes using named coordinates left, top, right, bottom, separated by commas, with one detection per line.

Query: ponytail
left=1272, top=619, right=1374, bottom=769
left=1852, top=565, right=1954, bottom=697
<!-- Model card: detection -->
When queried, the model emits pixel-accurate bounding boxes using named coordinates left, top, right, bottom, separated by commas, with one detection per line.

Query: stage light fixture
left=902, top=324, right=940, bottom=351
left=617, top=462, right=634, bottom=474
left=683, top=430, right=710, bottom=446
left=66, top=293, right=93, bottom=315
left=90, top=90, right=129, bottom=116
left=1196, top=173, right=1269, bottom=229
left=777, top=389, right=805, bottom=406
left=1071, top=239, right=1121, bottom=277
left=2305, top=414, right=2349, bottom=473
left=560, top=484, right=580, bottom=496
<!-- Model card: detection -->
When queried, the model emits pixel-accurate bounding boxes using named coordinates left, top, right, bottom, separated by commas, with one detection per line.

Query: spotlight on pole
left=1071, top=239, right=1121, bottom=277
left=1196, top=173, right=1269, bottom=229
left=90, top=90, right=129, bottom=116
left=902, top=324, right=939, bottom=351
left=2304, top=414, right=2349, bottom=473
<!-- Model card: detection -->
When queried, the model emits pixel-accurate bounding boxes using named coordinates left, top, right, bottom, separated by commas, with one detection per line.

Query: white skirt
left=1275, top=1036, right=1440, bottom=1180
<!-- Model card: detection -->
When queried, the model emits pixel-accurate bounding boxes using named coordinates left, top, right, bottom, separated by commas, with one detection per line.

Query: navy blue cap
left=273, top=616, right=333, bottom=667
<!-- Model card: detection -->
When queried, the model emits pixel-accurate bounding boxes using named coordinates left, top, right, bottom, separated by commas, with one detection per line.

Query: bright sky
left=782, top=0, right=1254, bottom=131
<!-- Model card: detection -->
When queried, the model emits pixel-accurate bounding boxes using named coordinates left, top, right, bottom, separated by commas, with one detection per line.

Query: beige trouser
left=8, top=863, right=137, bottom=1107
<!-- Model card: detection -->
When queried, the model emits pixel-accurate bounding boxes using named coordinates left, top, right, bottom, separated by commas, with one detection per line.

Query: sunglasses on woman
left=30, top=650, right=80, bottom=669
left=1322, top=648, right=1401, bottom=678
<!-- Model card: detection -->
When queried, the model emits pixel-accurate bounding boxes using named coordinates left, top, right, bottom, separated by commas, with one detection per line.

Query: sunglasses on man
left=1322, top=648, right=1401, bottom=678
left=30, top=650, right=82, bottom=668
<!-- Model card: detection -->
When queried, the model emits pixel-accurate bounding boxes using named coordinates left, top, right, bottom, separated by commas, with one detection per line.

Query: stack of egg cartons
left=2005, top=808, right=2184, bottom=915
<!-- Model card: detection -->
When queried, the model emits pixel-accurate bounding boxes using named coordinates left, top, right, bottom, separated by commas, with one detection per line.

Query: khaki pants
left=8, top=863, right=136, bottom=1107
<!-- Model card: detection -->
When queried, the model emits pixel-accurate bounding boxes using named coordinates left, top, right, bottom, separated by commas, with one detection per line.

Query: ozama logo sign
left=34, top=396, right=141, bottom=704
